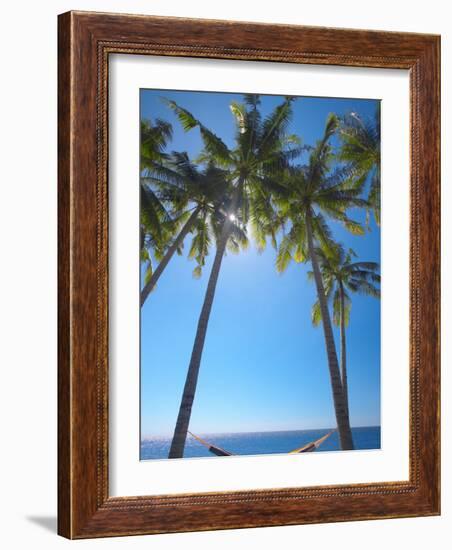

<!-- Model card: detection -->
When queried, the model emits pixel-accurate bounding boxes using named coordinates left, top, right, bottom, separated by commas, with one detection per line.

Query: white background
left=0, top=1, right=449, bottom=549
left=110, top=55, right=409, bottom=496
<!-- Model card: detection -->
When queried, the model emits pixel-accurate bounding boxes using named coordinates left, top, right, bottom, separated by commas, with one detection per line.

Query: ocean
left=140, top=426, right=381, bottom=460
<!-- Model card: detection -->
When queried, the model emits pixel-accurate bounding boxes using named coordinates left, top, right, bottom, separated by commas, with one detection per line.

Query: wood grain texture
left=57, top=11, right=440, bottom=539
left=57, top=10, right=72, bottom=539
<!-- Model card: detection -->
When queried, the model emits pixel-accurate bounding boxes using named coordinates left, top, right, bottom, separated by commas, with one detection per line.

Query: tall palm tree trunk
left=141, top=206, right=202, bottom=306
left=168, top=218, right=232, bottom=458
left=305, top=212, right=354, bottom=450
left=339, top=283, right=350, bottom=419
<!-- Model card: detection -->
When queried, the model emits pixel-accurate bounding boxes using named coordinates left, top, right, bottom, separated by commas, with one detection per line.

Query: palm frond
left=258, top=97, right=295, bottom=159
left=164, top=98, right=232, bottom=165
left=312, top=300, right=322, bottom=326
left=230, top=102, right=247, bottom=134
left=347, top=279, right=380, bottom=297
left=310, top=212, right=337, bottom=257
left=276, top=232, right=295, bottom=273
left=143, top=261, right=153, bottom=286
left=188, top=215, right=212, bottom=278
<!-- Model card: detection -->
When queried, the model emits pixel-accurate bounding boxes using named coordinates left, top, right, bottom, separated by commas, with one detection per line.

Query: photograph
left=139, top=89, right=381, bottom=460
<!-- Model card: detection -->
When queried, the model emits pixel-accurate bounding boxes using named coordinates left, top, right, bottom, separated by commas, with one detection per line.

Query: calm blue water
left=140, top=426, right=380, bottom=460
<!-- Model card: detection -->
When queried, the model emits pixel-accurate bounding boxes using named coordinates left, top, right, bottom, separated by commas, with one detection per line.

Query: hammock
left=188, top=431, right=234, bottom=456
left=188, top=429, right=335, bottom=457
left=288, top=430, right=334, bottom=453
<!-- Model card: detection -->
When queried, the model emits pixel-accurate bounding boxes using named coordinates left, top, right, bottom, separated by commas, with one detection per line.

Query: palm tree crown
left=166, top=95, right=301, bottom=247
left=140, top=118, right=177, bottom=285
left=276, top=114, right=368, bottom=273
left=338, top=105, right=380, bottom=225
left=140, top=152, right=236, bottom=304
left=310, top=246, right=380, bottom=328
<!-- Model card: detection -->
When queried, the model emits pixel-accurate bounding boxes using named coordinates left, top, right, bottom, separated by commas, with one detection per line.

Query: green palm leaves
left=310, top=248, right=380, bottom=327
left=140, top=118, right=176, bottom=283
left=275, top=114, right=367, bottom=270
left=338, top=104, right=381, bottom=224
left=165, top=95, right=300, bottom=218
left=140, top=154, right=235, bottom=304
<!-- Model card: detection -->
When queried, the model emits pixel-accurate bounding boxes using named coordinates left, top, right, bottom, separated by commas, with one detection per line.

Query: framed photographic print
left=58, top=11, right=440, bottom=539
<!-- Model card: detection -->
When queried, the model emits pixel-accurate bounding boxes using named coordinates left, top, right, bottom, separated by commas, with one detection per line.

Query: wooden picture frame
left=58, top=10, right=440, bottom=539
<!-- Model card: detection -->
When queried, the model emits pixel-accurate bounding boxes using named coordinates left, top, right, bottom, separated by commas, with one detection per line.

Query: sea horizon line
left=141, top=425, right=381, bottom=441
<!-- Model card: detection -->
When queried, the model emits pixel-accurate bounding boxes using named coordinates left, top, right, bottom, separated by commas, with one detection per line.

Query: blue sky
left=140, top=89, right=380, bottom=437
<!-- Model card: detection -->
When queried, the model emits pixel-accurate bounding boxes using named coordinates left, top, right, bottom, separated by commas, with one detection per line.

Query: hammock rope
left=188, top=429, right=335, bottom=457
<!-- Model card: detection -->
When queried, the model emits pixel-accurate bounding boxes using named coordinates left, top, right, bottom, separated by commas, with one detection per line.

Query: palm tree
left=140, top=154, right=232, bottom=305
left=167, top=94, right=299, bottom=458
left=140, top=118, right=178, bottom=286
left=338, top=105, right=380, bottom=225
left=309, top=246, right=380, bottom=417
left=275, top=114, right=368, bottom=451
